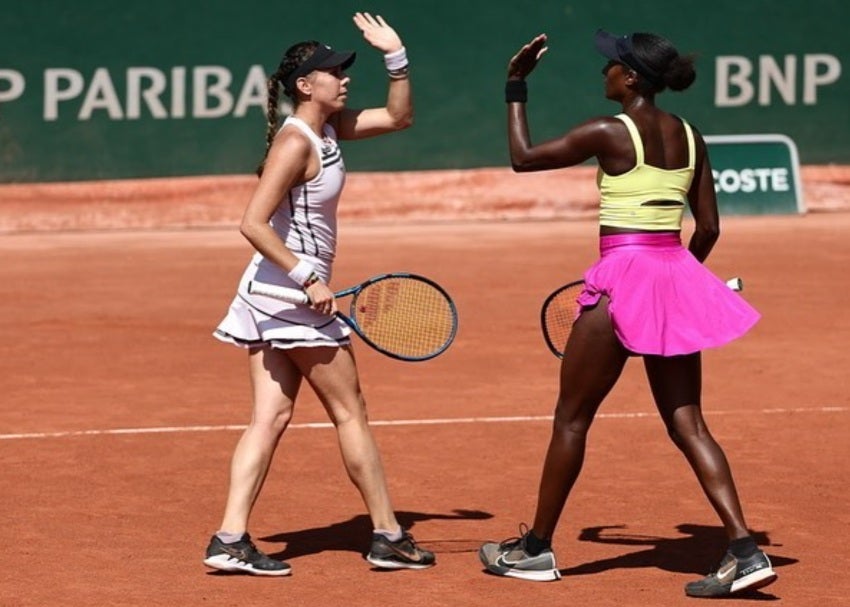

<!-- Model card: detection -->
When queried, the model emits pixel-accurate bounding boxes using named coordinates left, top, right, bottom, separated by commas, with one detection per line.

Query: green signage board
left=706, top=135, right=804, bottom=215
left=1, top=1, right=847, bottom=182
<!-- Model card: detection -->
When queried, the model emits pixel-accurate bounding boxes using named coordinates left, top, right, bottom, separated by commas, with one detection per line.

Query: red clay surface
left=1, top=208, right=848, bottom=606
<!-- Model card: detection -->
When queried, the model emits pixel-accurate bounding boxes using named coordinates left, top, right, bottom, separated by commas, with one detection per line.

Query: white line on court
left=0, top=406, right=845, bottom=441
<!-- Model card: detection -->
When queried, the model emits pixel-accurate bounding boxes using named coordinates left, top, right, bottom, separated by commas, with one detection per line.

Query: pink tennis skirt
left=576, top=233, right=760, bottom=356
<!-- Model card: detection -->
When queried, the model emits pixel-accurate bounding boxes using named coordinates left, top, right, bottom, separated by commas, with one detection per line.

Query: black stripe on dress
left=287, top=190, right=307, bottom=253
left=299, top=186, right=322, bottom=257
left=322, top=149, right=341, bottom=166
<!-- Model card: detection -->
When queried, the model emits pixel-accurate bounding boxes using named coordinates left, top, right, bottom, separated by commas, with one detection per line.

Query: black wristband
left=388, top=66, right=410, bottom=80
left=505, top=80, right=528, bottom=103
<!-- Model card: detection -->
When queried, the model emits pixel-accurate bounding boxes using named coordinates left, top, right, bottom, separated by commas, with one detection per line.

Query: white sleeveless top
left=266, top=115, right=346, bottom=261
left=213, top=115, right=351, bottom=350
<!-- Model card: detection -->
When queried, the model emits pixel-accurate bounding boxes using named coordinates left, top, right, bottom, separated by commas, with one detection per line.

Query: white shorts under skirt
left=213, top=254, right=351, bottom=350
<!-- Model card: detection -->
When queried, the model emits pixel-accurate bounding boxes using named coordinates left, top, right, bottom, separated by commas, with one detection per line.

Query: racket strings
left=352, top=278, right=456, bottom=358
left=543, top=284, right=584, bottom=356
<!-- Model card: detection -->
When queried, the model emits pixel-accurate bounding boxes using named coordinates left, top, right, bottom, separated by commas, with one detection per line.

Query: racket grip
left=247, top=280, right=310, bottom=304
left=726, top=277, right=743, bottom=292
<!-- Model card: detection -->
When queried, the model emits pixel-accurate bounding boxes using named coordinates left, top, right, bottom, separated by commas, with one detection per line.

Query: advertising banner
left=1, top=1, right=846, bottom=182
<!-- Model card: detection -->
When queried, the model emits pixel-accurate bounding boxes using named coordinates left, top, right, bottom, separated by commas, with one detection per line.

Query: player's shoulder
left=276, top=122, right=313, bottom=144
left=577, top=114, right=625, bottom=126
left=262, top=126, right=313, bottom=172
left=669, top=113, right=704, bottom=135
left=272, top=124, right=314, bottom=155
left=670, top=114, right=707, bottom=153
left=569, top=115, right=629, bottom=140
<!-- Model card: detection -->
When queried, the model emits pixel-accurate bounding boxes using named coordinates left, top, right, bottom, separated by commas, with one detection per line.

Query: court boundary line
left=0, top=405, right=844, bottom=441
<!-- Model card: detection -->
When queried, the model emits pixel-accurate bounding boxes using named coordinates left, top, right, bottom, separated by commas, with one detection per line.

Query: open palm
left=353, top=12, right=403, bottom=53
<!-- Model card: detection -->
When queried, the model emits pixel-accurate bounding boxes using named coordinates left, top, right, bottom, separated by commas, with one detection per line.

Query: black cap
left=594, top=29, right=661, bottom=87
left=284, top=43, right=356, bottom=92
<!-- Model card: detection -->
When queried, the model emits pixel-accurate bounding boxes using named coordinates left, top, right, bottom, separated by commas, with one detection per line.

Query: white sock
left=374, top=527, right=403, bottom=542
left=216, top=531, right=246, bottom=544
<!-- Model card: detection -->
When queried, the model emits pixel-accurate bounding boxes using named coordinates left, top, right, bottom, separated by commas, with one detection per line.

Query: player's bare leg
left=479, top=298, right=628, bottom=581
left=644, top=353, right=776, bottom=597
left=290, top=345, right=435, bottom=569
left=203, top=347, right=299, bottom=576
left=290, top=345, right=398, bottom=529
left=220, top=347, right=300, bottom=533
left=532, top=297, right=630, bottom=539
left=643, top=353, right=749, bottom=539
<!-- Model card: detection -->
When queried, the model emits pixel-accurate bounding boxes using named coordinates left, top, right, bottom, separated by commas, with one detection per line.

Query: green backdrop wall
left=1, top=0, right=847, bottom=182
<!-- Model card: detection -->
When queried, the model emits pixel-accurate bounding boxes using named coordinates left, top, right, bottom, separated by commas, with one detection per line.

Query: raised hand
left=353, top=12, right=403, bottom=54
left=508, top=34, right=548, bottom=80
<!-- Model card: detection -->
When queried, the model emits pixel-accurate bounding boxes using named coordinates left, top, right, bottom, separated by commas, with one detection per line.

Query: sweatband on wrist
left=505, top=80, right=528, bottom=103
left=287, top=259, right=317, bottom=286
left=384, top=47, right=408, bottom=72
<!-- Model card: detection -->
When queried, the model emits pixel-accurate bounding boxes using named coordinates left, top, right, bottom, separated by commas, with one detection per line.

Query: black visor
left=594, top=29, right=662, bottom=87
left=284, top=43, right=356, bottom=92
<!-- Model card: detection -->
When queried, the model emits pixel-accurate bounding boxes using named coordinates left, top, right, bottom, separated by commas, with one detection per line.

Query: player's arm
left=505, top=33, right=609, bottom=172
left=334, top=77, right=412, bottom=140
left=686, top=129, right=720, bottom=263
left=335, top=12, right=412, bottom=140
left=508, top=113, right=614, bottom=172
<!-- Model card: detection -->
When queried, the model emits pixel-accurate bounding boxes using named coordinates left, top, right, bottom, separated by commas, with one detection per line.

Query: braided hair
left=256, top=41, right=320, bottom=177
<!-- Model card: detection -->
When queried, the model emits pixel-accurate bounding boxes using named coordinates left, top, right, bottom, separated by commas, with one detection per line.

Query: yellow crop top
left=597, top=113, right=695, bottom=230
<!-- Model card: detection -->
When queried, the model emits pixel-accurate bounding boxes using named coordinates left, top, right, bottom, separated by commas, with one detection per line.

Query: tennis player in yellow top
left=479, top=30, right=776, bottom=598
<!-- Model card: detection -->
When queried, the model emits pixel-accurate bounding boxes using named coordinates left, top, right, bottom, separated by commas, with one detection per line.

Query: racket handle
left=726, top=277, right=743, bottom=292
left=247, top=280, right=310, bottom=304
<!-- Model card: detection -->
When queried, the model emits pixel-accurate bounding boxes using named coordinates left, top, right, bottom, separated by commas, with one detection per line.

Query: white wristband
left=384, top=47, right=408, bottom=72
left=287, top=259, right=316, bottom=287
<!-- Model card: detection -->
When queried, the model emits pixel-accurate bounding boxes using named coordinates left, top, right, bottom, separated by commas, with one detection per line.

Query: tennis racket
left=247, top=272, right=458, bottom=362
left=541, top=277, right=744, bottom=359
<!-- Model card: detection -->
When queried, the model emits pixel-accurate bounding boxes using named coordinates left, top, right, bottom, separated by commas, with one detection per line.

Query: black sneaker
left=365, top=530, right=436, bottom=569
left=478, top=526, right=561, bottom=582
left=685, top=549, right=777, bottom=597
left=203, top=533, right=291, bottom=576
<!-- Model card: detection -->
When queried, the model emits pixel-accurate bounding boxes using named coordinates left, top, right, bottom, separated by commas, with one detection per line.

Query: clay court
left=1, top=170, right=848, bottom=606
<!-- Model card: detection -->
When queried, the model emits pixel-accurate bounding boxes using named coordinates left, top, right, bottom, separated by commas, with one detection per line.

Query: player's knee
left=272, top=409, right=294, bottom=433
left=553, top=404, right=593, bottom=436
left=327, top=397, right=369, bottom=427
left=666, top=426, right=686, bottom=449
left=266, top=411, right=294, bottom=436
left=666, top=421, right=710, bottom=450
left=244, top=414, right=291, bottom=446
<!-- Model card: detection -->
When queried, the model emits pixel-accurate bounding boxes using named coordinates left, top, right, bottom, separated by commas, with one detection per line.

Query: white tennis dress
left=214, top=116, right=351, bottom=349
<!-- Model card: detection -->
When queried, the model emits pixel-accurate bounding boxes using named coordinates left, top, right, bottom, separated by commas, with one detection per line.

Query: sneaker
left=685, top=549, right=777, bottom=597
left=365, top=530, right=436, bottom=569
left=478, top=526, right=561, bottom=582
left=203, top=533, right=291, bottom=576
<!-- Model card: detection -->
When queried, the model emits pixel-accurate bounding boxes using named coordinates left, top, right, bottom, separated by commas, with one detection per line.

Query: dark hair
left=256, top=41, right=320, bottom=177
left=631, top=33, right=696, bottom=94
